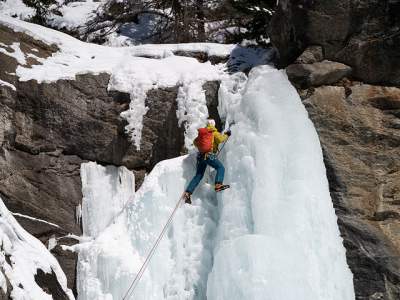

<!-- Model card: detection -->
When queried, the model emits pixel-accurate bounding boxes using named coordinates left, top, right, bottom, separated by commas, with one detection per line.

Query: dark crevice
left=34, top=269, right=70, bottom=300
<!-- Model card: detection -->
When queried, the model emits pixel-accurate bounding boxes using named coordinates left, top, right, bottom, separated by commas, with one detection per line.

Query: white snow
left=176, top=81, right=210, bottom=150
left=77, top=65, right=355, bottom=300
left=48, top=0, right=103, bottom=31
left=0, top=42, right=26, bottom=65
left=48, top=235, right=57, bottom=251
left=0, top=79, right=16, bottom=91
left=0, top=197, right=75, bottom=299
left=0, top=15, right=230, bottom=148
left=0, top=0, right=35, bottom=19
left=11, top=212, right=61, bottom=228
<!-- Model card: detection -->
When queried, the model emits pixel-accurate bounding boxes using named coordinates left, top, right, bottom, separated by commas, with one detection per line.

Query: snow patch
left=0, top=79, right=16, bottom=91
left=0, top=0, right=35, bottom=19
left=12, top=212, right=61, bottom=229
left=48, top=0, right=103, bottom=31
left=0, top=198, right=74, bottom=299
left=0, top=42, right=26, bottom=65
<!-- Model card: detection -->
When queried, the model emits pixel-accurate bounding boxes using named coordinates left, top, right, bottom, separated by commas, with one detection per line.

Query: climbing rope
left=122, top=194, right=185, bottom=300
left=122, top=123, right=234, bottom=299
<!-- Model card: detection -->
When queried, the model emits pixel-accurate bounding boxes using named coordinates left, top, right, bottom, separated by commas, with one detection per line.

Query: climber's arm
left=213, top=131, right=228, bottom=145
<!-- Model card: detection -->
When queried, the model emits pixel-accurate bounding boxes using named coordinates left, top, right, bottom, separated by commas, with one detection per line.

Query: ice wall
left=80, top=162, right=135, bottom=238
left=207, top=66, right=354, bottom=299
left=77, top=65, right=354, bottom=300
left=78, top=157, right=218, bottom=300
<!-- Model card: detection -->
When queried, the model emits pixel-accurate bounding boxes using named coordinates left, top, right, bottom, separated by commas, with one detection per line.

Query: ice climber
left=183, top=119, right=231, bottom=204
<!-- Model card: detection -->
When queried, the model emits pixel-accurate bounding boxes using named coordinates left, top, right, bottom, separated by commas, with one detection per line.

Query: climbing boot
left=183, top=192, right=192, bottom=204
left=215, top=183, right=230, bottom=192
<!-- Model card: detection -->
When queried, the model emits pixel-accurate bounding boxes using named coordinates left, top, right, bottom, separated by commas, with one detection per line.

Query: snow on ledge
left=0, top=14, right=231, bottom=149
left=0, top=79, right=16, bottom=91
left=0, top=198, right=74, bottom=299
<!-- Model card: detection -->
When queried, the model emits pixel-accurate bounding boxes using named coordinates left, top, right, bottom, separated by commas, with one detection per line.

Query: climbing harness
left=122, top=194, right=185, bottom=300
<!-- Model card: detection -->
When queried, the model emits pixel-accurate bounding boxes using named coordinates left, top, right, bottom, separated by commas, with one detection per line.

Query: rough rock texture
left=271, top=1, right=400, bottom=297
left=301, top=83, right=400, bottom=299
left=270, top=0, right=400, bottom=85
left=0, top=24, right=221, bottom=295
left=34, top=269, right=70, bottom=300
left=294, top=45, right=323, bottom=64
left=173, top=50, right=229, bottom=65
left=287, top=60, right=352, bottom=88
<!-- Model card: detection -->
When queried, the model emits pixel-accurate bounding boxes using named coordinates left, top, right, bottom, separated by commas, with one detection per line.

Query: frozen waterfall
left=77, top=65, right=355, bottom=300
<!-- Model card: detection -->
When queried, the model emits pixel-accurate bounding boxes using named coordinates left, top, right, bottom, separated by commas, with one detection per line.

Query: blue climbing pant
left=185, top=153, right=225, bottom=194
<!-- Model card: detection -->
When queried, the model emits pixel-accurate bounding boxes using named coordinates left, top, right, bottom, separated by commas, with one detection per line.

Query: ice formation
left=207, top=66, right=354, bottom=299
left=0, top=15, right=229, bottom=149
left=0, top=198, right=74, bottom=299
left=77, top=65, right=355, bottom=300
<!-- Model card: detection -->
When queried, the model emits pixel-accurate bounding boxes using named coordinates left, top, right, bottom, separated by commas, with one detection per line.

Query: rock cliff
left=270, top=0, right=400, bottom=86
left=270, top=1, right=400, bottom=298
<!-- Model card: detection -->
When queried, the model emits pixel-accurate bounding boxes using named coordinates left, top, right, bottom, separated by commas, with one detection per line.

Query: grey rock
left=173, top=50, right=229, bottom=65
left=286, top=60, right=352, bottom=88
left=269, top=0, right=400, bottom=85
left=34, top=269, right=70, bottom=300
left=203, top=81, right=222, bottom=130
left=303, top=84, right=400, bottom=299
left=295, top=46, right=324, bottom=64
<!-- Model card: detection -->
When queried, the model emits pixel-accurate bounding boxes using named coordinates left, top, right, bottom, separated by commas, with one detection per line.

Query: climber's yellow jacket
left=206, top=124, right=228, bottom=153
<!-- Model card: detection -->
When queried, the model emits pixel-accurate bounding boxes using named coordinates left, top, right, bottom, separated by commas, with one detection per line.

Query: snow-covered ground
left=0, top=0, right=104, bottom=30
left=0, top=0, right=35, bottom=20
left=47, top=0, right=104, bottom=31
left=0, top=198, right=74, bottom=299
left=76, top=66, right=355, bottom=300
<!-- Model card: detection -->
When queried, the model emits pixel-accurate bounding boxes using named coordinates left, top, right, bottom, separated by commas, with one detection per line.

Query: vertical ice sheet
left=78, top=157, right=218, bottom=300
left=207, top=66, right=355, bottom=300
left=80, top=162, right=135, bottom=238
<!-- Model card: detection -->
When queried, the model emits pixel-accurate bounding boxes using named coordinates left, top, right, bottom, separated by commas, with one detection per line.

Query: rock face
left=285, top=46, right=400, bottom=299
left=270, top=0, right=400, bottom=85
left=0, top=24, right=220, bottom=296
left=286, top=60, right=352, bottom=88
left=270, top=1, right=400, bottom=296
left=303, top=83, right=400, bottom=300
